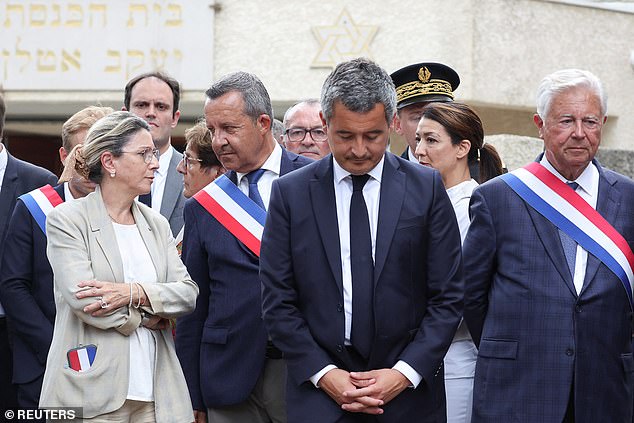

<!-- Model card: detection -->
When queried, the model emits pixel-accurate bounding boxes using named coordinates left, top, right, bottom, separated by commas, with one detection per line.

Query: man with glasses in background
left=282, top=99, right=330, bottom=160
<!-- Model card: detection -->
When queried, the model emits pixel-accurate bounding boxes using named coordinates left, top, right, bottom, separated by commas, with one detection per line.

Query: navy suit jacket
left=0, top=184, right=64, bottom=384
left=463, top=158, right=634, bottom=423
left=176, top=149, right=312, bottom=410
left=260, top=153, right=464, bottom=422
left=0, top=152, right=57, bottom=262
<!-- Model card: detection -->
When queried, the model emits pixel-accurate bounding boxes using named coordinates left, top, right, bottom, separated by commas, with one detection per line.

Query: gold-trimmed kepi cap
left=390, top=62, right=460, bottom=109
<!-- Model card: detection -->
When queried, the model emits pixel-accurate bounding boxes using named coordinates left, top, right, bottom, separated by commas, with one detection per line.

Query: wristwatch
left=140, top=310, right=152, bottom=327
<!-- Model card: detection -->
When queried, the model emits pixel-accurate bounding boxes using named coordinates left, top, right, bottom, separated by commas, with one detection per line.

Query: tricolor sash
left=19, top=184, right=64, bottom=234
left=501, top=162, right=634, bottom=307
left=193, top=175, right=266, bottom=257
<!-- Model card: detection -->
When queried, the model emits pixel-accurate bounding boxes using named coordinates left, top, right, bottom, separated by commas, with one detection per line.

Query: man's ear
left=171, top=110, right=181, bottom=128
left=533, top=114, right=545, bottom=139
left=258, top=114, right=272, bottom=133
left=393, top=114, right=403, bottom=135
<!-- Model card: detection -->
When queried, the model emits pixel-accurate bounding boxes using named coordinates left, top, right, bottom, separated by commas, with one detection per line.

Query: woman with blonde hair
left=40, top=111, right=198, bottom=422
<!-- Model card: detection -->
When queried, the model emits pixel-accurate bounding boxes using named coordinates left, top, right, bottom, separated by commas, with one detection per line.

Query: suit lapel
left=159, top=149, right=183, bottom=218
left=581, top=164, right=620, bottom=294
left=310, top=157, right=343, bottom=294
left=89, top=188, right=125, bottom=283
left=374, top=154, right=405, bottom=283
left=0, top=154, right=19, bottom=241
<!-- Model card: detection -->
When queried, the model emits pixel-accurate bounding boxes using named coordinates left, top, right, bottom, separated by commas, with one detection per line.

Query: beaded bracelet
left=134, top=283, right=142, bottom=309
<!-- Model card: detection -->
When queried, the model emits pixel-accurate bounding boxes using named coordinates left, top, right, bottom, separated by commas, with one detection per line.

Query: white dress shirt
left=236, top=142, right=283, bottom=210
left=446, top=179, right=479, bottom=244
left=0, top=144, right=7, bottom=194
left=150, top=146, right=174, bottom=212
left=541, top=157, right=599, bottom=294
left=407, top=147, right=418, bottom=163
left=311, top=156, right=422, bottom=388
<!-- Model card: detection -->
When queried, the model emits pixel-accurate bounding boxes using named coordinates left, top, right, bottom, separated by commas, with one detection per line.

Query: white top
left=112, top=222, right=158, bottom=402
left=311, top=156, right=422, bottom=389
left=541, top=157, right=599, bottom=294
left=236, top=142, right=283, bottom=210
left=0, top=144, right=7, bottom=194
left=150, top=146, right=174, bottom=212
left=446, top=179, right=479, bottom=244
left=62, top=182, right=79, bottom=202
left=407, top=147, right=417, bottom=163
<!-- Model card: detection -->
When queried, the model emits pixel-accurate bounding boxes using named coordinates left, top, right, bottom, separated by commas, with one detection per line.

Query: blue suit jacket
left=0, top=152, right=57, bottom=262
left=0, top=184, right=64, bottom=385
left=176, top=149, right=312, bottom=410
left=260, top=153, right=464, bottom=422
left=463, top=159, right=634, bottom=423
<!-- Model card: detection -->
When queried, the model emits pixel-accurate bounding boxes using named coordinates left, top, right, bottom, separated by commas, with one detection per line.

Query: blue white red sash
left=501, top=162, right=634, bottom=307
left=193, top=175, right=266, bottom=257
left=19, top=184, right=64, bottom=234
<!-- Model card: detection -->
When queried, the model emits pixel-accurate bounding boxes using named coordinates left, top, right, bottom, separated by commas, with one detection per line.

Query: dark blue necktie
left=350, top=174, right=374, bottom=359
left=559, top=181, right=579, bottom=278
left=138, top=192, right=152, bottom=207
left=246, top=169, right=266, bottom=210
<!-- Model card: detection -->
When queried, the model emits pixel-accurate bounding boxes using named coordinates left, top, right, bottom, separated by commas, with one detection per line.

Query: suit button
left=336, top=344, right=343, bottom=353
left=337, top=303, right=343, bottom=312
left=575, top=305, right=582, bottom=313
left=566, top=349, right=574, bottom=356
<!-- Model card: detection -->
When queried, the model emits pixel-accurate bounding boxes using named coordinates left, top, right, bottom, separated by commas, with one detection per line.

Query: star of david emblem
left=311, top=9, right=378, bottom=68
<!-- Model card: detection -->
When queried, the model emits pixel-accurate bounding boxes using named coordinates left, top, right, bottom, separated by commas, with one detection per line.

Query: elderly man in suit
left=260, top=58, right=464, bottom=422
left=124, top=71, right=185, bottom=236
left=176, top=71, right=312, bottom=423
left=464, top=69, right=634, bottom=423
left=0, top=106, right=111, bottom=414
left=0, top=93, right=58, bottom=413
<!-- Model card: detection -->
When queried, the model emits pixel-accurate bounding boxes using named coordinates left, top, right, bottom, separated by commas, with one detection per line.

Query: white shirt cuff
left=310, top=364, right=338, bottom=388
left=393, top=360, right=422, bottom=388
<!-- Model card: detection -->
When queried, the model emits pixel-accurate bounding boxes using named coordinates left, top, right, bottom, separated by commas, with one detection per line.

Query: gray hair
left=320, top=58, right=396, bottom=124
left=283, top=99, right=321, bottom=125
left=205, top=72, right=274, bottom=126
left=536, top=69, right=607, bottom=119
left=80, top=111, right=150, bottom=183
left=61, top=106, right=114, bottom=152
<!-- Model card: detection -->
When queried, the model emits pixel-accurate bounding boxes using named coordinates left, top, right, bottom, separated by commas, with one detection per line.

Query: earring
left=110, top=171, right=116, bottom=178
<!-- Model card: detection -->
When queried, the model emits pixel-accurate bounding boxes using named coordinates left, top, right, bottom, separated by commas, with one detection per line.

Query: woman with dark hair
left=415, top=102, right=504, bottom=423
left=41, top=111, right=198, bottom=422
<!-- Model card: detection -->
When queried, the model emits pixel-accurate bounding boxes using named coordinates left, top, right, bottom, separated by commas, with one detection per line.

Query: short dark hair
left=321, top=58, right=396, bottom=125
left=185, top=119, right=221, bottom=168
left=124, top=71, right=181, bottom=117
left=0, top=92, right=5, bottom=141
left=205, top=71, right=273, bottom=126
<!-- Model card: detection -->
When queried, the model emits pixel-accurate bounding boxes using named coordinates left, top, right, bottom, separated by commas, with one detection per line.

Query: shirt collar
left=156, top=146, right=173, bottom=177
left=236, top=142, right=282, bottom=184
left=540, top=156, right=598, bottom=196
left=0, top=144, right=7, bottom=172
left=333, top=154, right=385, bottom=185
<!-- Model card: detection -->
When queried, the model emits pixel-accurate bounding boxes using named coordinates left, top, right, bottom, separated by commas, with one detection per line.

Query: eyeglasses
left=121, top=147, right=160, bottom=164
left=285, top=127, right=328, bottom=143
left=182, top=152, right=203, bottom=169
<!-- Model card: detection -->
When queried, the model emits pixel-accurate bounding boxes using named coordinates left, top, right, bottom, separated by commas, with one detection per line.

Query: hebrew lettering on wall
left=0, top=1, right=213, bottom=90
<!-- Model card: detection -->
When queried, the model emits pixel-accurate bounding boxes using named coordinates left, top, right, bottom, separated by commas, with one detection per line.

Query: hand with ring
left=76, top=280, right=133, bottom=317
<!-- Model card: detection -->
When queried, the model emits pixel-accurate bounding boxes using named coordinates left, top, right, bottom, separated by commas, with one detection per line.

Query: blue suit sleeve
left=176, top=200, right=209, bottom=411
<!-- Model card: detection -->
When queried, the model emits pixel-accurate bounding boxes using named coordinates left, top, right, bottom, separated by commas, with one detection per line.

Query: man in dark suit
left=390, top=62, right=459, bottom=163
left=0, top=106, right=110, bottom=413
left=176, top=71, right=312, bottom=423
left=260, top=58, right=464, bottom=422
left=0, top=93, right=57, bottom=414
left=463, top=69, right=634, bottom=423
left=124, top=71, right=185, bottom=236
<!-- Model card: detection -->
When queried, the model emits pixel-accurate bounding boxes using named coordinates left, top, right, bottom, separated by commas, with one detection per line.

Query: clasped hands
left=75, top=280, right=169, bottom=330
left=319, top=368, right=410, bottom=415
